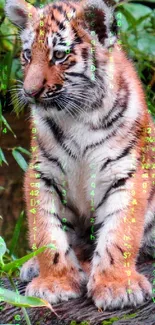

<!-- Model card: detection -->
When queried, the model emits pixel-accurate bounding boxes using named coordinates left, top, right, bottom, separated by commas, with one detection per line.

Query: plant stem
left=7, top=275, right=32, bottom=325
left=21, top=306, right=32, bottom=325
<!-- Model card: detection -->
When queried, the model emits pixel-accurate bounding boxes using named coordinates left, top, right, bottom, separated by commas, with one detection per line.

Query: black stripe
left=81, top=47, right=89, bottom=60
left=45, top=117, right=64, bottom=143
left=56, top=214, right=75, bottom=231
left=100, top=144, right=135, bottom=172
left=65, top=72, right=91, bottom=83
left=83, top=121, right=125, bottom=156
left=65, top=245, right=72, bottom=256
left=96, top=175, right=131, bottom=210
left=86, top=222, right=103, bottom=235
left=148, top=186, right=155, bottom=203
left=52, top=4, right=64, bottom=14
left=53, top=213, right=63, bottom=229
left=84, top=118, right=142, bottom=157
left=61, top=217, right=75, bottom=231
left=52, top=16, right=66, bottom=30
left=53, top=252, right=59, bottom=264
left=112, top=178, right=128, bottom=189
left=58, top=42, right=68, bottom=46
left=45, top=117, right=77, bottom=159
left=115, top=244, right=124, bottom=255
left=81, top=47, right=89, bottom=71
left=38, top=173, right=78, bottom=217
left=55, top=18, right=66, bottom=30
left=105, top=105, right=126, bottom=129
left=91, top=93, right=104, bottom=110
left=91, top=87, right=128, bottom=131
left=39, top=172, right=64, bottom=202
left=38, top=141, right=66, bottom=174
left=56, top=32, right=63, bottom=38
left=72, top=26, right=83, bottom=44
left=53, top=37, right=57, bottom=47
left=106, top=247, right=114, bottom=265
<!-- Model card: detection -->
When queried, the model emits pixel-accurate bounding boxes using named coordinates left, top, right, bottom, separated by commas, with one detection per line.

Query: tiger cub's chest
left=64, top=160, right=92, bottom=216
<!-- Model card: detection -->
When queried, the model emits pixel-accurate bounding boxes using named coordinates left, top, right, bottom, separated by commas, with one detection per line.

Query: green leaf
left=0, top=237, right=7, bottom=265
left=2, top=244, right=57, bottom=272
left=0, top=287, right=57, bottom=312
left=16, top=146, right=31, bottom=157
left=0, top=148, right=8, bottom=166
left=12, top=149, right=28, bottom=171
left=9, top=211, right=25, bottom=256
left=1, top=115, right=16, bottom=138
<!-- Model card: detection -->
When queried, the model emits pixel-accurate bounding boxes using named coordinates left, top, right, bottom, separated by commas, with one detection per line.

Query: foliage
left=0, top=230, right=57, bottom=324
left=115, top=0, right=155, bottom=116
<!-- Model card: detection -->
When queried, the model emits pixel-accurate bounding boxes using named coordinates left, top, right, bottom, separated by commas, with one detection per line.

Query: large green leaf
left=0, top=287, right=57, bottom=313
left=2, top=244, right=57, bottom=272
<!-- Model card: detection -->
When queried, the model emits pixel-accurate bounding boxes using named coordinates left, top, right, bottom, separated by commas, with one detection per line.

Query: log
left=1, top=256, right=155, bottom=325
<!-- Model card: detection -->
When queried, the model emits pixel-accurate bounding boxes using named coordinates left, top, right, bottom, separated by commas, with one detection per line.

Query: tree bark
left=1, top=257, right=155, bottom=325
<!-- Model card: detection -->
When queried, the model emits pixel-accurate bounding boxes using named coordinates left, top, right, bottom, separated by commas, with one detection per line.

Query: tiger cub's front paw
left=20, top=257, right=39, bottom=282
left=25, top=268, right=87, bottom=304
left=87, top=271, right=152, bottom=310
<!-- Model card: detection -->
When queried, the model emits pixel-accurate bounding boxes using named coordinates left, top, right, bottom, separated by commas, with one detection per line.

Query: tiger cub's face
left=5, top=0, right=117, bottom=115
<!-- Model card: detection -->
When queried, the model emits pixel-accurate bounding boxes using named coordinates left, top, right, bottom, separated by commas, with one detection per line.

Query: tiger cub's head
left=5, top=0, right=117, bottom=115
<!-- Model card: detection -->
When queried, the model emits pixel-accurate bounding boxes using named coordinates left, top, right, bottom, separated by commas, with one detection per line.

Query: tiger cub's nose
left=24, top=87, right=43, bottom=98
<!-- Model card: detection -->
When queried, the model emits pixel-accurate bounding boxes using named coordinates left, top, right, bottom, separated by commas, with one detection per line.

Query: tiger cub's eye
left=53, top=50, right=66, bottom=60
left=23, top=49, right=31, bottom=61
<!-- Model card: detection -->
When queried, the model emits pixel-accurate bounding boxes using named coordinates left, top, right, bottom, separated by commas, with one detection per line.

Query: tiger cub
left=5, top=0, right=155, bottom=310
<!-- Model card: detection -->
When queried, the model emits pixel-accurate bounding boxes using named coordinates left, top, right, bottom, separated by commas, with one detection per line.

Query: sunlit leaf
left=2, top=244, right=57, bottom=272
left=0, top=287, right=58, bottom=315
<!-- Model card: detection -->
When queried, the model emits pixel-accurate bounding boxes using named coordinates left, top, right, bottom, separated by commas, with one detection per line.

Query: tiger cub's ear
left=5, top=0, right=37, bottom=29
left=80, top=0, right=117, bottom=47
